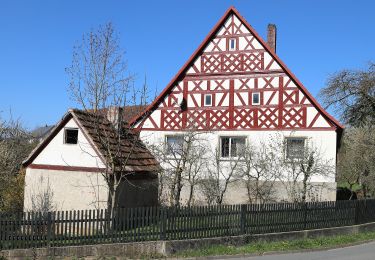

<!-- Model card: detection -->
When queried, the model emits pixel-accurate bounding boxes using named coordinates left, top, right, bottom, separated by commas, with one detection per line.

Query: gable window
left=229, top=38, right=236, bottom=51
left=64, top=128, right=78, bottom=144
left=166, top=135, right=184, bottom=156
left=220, top=136, right=246, bottom=158
left=285, top=137, right=306, bottom=160
left=252, top=92, right=260, bottom=105
left=204, top=94, right=212, bottom=106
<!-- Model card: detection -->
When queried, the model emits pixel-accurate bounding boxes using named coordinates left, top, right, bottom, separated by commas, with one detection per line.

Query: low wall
left=3, top=222, right=375, bottom=259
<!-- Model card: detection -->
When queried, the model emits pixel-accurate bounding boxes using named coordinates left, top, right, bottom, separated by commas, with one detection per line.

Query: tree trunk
left=174, top=168, right=183, bottom=207
left=187, top=183, right=195, bottom=207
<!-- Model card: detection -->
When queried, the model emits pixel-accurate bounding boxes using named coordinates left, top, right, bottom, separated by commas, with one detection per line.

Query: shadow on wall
left=336, top=187, right=357, bottom=200
left=115, top=174, right=158, bottom=208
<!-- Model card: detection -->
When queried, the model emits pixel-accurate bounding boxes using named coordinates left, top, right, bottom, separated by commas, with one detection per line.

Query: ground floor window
left=285, top=137, right=306, bottom=160
left=165, top=135, right=184, bottom=156
left=220, top=136, right=246, bottom=158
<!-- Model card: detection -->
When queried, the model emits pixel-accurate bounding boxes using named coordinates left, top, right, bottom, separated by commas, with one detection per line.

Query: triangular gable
left=130, top=6, right=343, bottom=131
left=24, top=109, right=161, bottom=173
left=23, top=110, right=106, bottom=168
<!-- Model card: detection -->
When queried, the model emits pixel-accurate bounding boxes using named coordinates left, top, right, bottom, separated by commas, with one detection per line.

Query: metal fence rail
left=1, top=199, right=374, bottom=250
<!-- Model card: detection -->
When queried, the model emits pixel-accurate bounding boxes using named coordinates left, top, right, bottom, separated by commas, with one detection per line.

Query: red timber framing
left=130, top=6, right=343, bottom=133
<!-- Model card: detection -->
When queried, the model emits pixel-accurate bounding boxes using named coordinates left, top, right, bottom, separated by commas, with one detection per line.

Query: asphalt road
left=223, top=241, right=375, bottom=260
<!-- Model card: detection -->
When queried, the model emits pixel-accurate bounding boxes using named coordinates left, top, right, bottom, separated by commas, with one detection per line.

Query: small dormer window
left=64, top=128, right=78, bottom=144
left=229, top=38, right=236, bottom=51
left=204, top=94, right=212, bottom=106
left=252, top=92, right=260, bottom=105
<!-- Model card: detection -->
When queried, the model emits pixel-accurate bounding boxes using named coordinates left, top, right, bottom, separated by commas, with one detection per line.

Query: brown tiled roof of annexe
left=72, top=109, right=160, bottom=173
left=23, top=107, right=159, bottom=174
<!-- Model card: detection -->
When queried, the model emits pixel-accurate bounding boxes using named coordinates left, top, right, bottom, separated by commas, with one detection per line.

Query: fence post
left=160, top=207, right=167, bottom=240
left=354, top=200, right=360, bottom=224
left=46, top=212, right=52, bottom=248
left=303, top=202, right=308, bottom=230
left=240, top=204, right=247, bottom=234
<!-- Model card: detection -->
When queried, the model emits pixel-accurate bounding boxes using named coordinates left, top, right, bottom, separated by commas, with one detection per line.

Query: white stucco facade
left=24, top=168, right=108, bottom=211
left=140, top=129, right=337, bottom=204
left=23, top=117, right=108, bottom=211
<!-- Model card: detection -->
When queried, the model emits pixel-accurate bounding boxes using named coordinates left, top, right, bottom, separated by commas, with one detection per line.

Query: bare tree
left=281, top=139, right=335, bottom=203
left=0, top=114, right=35, bottom=212
left=239, top=141, right=281, bottom=204
left=319, top=62, right=375, bottom=126
left=30, top=176, right=57, bottom=213
left=337, top=126, right=375, bottom=198
left=201, top=148, right=242, bottom=205
left=150, top=130, right=208, bottom=207
left=66, top=23, right=151, bottom=219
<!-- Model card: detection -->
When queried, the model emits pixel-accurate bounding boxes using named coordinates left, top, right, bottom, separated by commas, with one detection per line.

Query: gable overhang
left=130, top=6, right=343, bottom=132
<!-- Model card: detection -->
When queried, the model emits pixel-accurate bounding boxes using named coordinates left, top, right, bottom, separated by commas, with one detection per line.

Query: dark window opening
left=253, top=92, right=260, bottom=105
left=205, top=94, right=212, bottom=106
left=221, top=137, right=246, bottom=158
left=230, top=38, right=236, bottom=50
left=64, top=129, right=78, bottom=144
left=286, top=137, right=305, bottom=160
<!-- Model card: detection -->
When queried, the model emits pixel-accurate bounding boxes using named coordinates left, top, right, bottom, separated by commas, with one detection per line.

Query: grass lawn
left=174, top=231, right=375, bottom=258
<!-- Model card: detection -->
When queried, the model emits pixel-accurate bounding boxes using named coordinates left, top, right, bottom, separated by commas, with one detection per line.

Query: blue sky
left=0, top=0, right=374, bottom=129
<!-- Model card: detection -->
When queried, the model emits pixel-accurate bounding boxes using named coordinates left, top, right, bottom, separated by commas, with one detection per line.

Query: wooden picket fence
left=1, top=199, right=375, bottom=250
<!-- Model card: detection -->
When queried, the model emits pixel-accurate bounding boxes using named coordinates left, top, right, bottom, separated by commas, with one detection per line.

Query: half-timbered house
left=131, top=7, right=343, bottom=204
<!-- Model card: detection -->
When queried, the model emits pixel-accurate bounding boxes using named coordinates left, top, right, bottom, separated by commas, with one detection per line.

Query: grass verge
left=174, top=231, right=375, bottom=258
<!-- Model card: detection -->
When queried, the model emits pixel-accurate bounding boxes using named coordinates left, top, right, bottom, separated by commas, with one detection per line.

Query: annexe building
left=23, top=108, right=159, bottom=211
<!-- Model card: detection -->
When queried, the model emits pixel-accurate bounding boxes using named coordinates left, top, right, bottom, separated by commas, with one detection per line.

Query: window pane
left=65, top=129, right=78, bottom=144
left=231, top=137, right=246, bottom=157
left=286, top=138, right=305, bottom=159
left=253, top=93, right=260, bottom=104
left=221, top=137, right=230, bottom=157
left=205, top=94, right=212, bottom=106
left=230, top=39, right=235, bottom=49
left=166, top=136, right=184, bottom=156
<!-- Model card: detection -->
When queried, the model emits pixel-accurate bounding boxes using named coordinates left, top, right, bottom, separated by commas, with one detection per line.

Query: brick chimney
left=267, top=24, right=277, bottom=53
left=106, top=106, right=123, bottom=129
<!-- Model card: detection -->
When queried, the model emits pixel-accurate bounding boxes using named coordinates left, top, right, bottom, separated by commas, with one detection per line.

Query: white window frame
left=165, top=135, right=184, bottom=157
left=204, top=94, right=212, bottom=106
left=220, top=136, right=247, bottom=159
left=63, top=128, right=78, bottom=145
left=285, top=137, right=306, bottom=160
left=229, top=38, right=236, bottom=51
left=252, top=92, right=260, bottom=105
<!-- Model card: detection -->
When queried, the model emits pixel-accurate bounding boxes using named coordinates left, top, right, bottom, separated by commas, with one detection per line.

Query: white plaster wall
left=140, top=129, right=337, bottom=204
left=24, top=167, right=108, bottom=211
left=140, top=130, right=336, bottom=177
left=33, top=118, right=105, bottom=168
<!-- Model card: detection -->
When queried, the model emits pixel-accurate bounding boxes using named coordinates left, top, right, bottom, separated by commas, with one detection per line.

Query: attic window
left=229, top=38, right=236, bottom=51
left=204, top=94, right=212, bottom=106
left=64, top=128, right=78, bottom=144
left=252, top=92, right=260, bottom=105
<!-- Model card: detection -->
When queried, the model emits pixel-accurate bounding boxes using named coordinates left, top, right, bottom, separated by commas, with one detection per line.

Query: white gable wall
left=33, top=118, right=105, bottom=168
left=24, top=117, right=108, bottom=211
